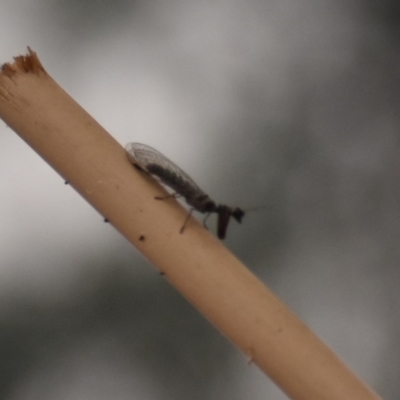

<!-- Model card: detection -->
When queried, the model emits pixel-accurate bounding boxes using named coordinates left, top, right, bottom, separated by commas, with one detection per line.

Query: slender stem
left=0, top=48, right=382, bottom=400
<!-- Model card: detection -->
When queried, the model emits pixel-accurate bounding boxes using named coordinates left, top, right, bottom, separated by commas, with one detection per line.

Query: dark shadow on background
left=0, top=259, right=237, bottom=400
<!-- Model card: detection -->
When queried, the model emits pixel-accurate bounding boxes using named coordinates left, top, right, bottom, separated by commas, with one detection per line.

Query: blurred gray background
left=0, top=0, right=399, bottom=399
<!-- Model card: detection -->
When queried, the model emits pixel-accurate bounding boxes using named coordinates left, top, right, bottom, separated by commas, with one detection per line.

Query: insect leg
left=180, top=208, right=194, bottom=234
left=202, top=212, right=212, bottom=229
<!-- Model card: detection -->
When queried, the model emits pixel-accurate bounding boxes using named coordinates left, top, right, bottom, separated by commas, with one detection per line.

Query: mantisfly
left=125, top=143, right=244, bottom=239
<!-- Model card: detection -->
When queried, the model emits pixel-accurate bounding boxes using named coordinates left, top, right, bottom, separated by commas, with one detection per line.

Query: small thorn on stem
left=246, top=349, right=255, bottom=365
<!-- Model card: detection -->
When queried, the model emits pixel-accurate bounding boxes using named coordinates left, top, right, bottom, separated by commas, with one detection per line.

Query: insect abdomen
left=147, top=163, right=216, bottom=213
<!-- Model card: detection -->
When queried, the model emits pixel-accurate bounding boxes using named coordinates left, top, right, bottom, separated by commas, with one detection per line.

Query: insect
left=125, top=143, right=245, bottom=239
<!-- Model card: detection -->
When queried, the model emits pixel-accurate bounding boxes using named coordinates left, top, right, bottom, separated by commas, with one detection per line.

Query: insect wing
left=125, top=143, right=202, bottom=191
